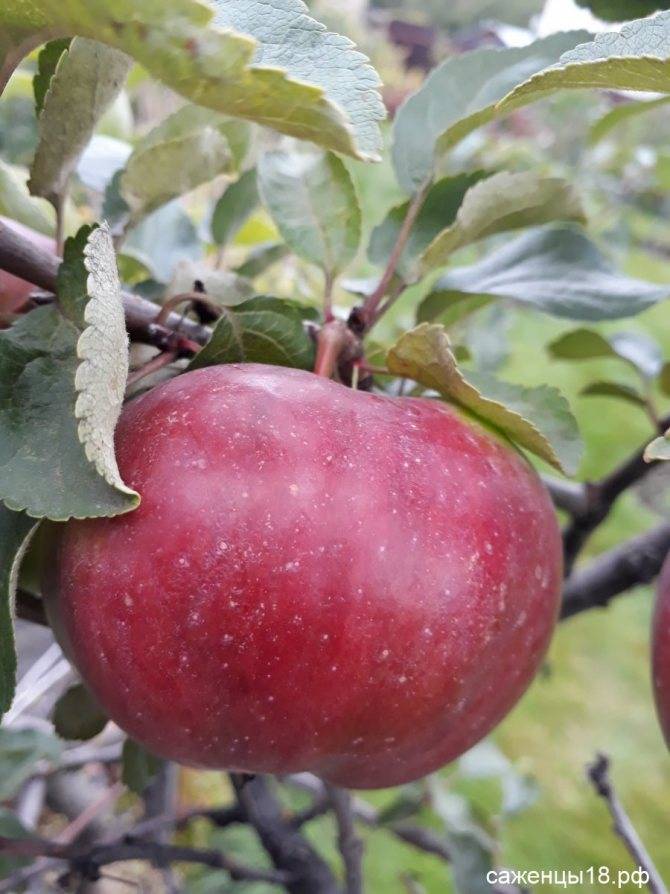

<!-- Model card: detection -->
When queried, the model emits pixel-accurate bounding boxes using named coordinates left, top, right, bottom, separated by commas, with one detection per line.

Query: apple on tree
left=44, top=363, right=562, bottom=789
left=653, top=555, right=670, bottom=749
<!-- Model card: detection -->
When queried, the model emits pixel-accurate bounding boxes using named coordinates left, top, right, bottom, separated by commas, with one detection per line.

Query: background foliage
left=2, top=0, right=670, bottom=892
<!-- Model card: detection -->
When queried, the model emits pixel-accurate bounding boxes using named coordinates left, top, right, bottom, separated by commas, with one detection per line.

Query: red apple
left=44, top=364, right=562, bottom=788
left=653, top=555, right=670, bottom=748
left=0, top=216, right=55, bottom=314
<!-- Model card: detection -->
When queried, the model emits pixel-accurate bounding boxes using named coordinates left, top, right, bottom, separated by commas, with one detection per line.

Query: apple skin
left=44, top=363, right=562, bottom=788
left=0, top=216, right=55, bottom=314
left=653, top=555, right=670, bottom=748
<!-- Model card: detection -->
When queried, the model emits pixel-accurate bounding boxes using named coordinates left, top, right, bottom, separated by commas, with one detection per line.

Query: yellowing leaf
left=421, top=172, right=585, bottom=273
left=75, top=225, right=138, bottom=503
left=0, top=507, right=37, bottom=718
left=0, top=225, right=138, bottom=519
left=29, top=38, right=131, bottom=198
left=0, top=0, right=383, bottom=161
left=499, top=12, right=670, bottom=114
left=387, top=323, right=582, bottom=475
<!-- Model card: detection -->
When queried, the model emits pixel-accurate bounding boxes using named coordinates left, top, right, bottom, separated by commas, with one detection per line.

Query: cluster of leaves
left=4, top=2, right=670, bottom=889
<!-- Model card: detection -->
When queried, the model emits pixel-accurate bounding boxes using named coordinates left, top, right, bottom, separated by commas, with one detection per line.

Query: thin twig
left=126, top=350, right=179, bottom=388
left=587, top=755, right=668, bottom=894
left=55, top=783, right=124, bottom=845
left=230, top=773, right=340, bottom=894
left=368, top=279, right=408, bottom=328
left=154, top=292, right=222, bottom=328
left=286, top=774, right=451, bottom=863
left=325, top=784, right=364, bottom=894
left=0, top=219, right=212, bottom=347
left=541, top=475, right=588, bottom=516
left=358, top=178, right=431, bottom=331
left=0, top=837, right=289, bottom=888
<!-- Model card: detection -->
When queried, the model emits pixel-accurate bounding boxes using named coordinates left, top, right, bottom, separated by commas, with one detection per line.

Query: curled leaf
left=387, top=323, right=582, bottom=475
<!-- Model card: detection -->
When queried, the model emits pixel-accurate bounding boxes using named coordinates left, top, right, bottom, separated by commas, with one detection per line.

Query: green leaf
left=580, top=381, right=648, bottom=409
left=57, top=224, right=96, bottom=328
left=420, top=172, right=585, bottom=273
left=120, top=106, right=247, bottom=221
left=422, top=293, right=495, bottom=330
left=235, top=242, right=288, bottom=279
left=376, top=784, right=425, bottom=824
left=0, top=225, right=139, bottom=519
left=210, top=0, right=385, bottom=160
left=29, top=38, right=131, bottom=199
left=211, top=169, right=259, bottom=247
left=458, top=741, right=539, bottom=817
left=0, top=0, right=383, bottom=161
left=33, top=38, right=70, bottom=116
left=659, top=361, right=670, bottom=397
left=0, top=506, right=36, bottom=718
left=549, top=328, right=663, bottom=378
left=387, top=323, right=582, bottom=475
left=258, top=150, right=361, bottom=279
left=645, top=433, right=670, bottom=462
left=368, top=172, right=488, bottom=281
left=589, top=97, right=670, bottom=146
left=122, top=738, right=163, bottom=795
left=0, top=808, right=34, bottom=879
left=53, top=683, right=108, bottom=741
left=498, top=12, right=670, bottom=116
left=547, top=328, right=617, bottom=362
left=428, top=777, right=496, bottom=894
left=392, top=31, right=590, bottom=195
left=121, top=200, right=201, bottom=284
left=0, top=727, right=62, bottom=800
left=189, top=295, right=315, bottom=371
left=609, top=332, right=663, bottom=379
left=0, top=160, right=55, bottom=236
left=576, top=0, right=669, bottom=23
left=418, top=226, right=669, bottom=323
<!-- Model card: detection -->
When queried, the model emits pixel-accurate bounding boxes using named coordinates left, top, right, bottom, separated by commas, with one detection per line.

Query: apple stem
left=314, top=319, right=350, bottom=379
left=350, top=361, right=360, bottom=391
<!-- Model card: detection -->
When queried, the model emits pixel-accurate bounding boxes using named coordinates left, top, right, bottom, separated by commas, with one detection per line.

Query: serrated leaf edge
left=2, top=519, right=39, bottom=717
left=75, top=224, right=138, bottom=503
left=387, top=323, right=579, bottom=475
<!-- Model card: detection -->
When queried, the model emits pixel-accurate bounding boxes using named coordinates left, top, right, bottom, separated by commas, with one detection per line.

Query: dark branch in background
left=587, top=755, right=668, bottom=894
left=15, top=589, right=49, bottom=626
left=0, top=836, right=289, bottom=889
left=541, top=475, right=589, bottom=516
left=0, top=219, right=212, bottom=348
left=286, top=773, right=452, bottom=863
left=230, top=774, right=341, bottom=894
left=561, top=523, right=670, bottom=619
left=559, top=418, right=670, bottom=576
left=325, top=784, right=364, bottom=894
